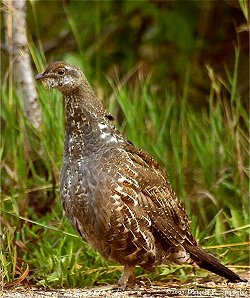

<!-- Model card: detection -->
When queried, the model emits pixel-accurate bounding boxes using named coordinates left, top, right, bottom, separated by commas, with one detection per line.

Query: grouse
left=35, top=61, right=246, bottom=288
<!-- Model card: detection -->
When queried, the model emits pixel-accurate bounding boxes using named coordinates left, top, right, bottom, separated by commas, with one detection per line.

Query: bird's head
left=35, top=61, right=84, bottom=93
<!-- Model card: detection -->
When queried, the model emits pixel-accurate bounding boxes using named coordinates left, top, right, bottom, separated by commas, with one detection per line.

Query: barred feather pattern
left=60, top=98, right=195, bottom=270
left=36, top=61, right=246, bottom=288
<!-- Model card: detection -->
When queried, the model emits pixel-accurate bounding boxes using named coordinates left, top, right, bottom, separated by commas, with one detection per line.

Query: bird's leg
left=118, top=265, right=136, bottom=290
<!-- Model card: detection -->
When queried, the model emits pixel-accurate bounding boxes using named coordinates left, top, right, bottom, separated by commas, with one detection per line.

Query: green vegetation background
left=1, top=0, right=249, bottom=288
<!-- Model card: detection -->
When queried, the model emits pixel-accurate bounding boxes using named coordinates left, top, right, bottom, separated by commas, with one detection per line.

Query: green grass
left=1, top=49, right=249, bottom=288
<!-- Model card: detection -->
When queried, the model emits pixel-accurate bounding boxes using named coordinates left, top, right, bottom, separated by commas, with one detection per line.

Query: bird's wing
left=117, top=143, right=194, bottom=247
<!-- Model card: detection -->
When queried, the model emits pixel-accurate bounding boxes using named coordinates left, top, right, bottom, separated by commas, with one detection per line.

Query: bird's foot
left=115, top=265, right=137, bottom=290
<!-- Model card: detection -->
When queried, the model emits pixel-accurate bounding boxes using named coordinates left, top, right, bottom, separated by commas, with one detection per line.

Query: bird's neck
left=63, top=85, right=107, bottom=133
left=62, top=86, right=116, bottom=159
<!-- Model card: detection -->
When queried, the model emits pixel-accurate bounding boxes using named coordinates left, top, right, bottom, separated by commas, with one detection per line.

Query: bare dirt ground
left=1, top=271, right=249, bottom=298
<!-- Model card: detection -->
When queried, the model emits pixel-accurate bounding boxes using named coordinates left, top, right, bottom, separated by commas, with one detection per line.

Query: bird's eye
left=57, top=69, right=65, bottom=75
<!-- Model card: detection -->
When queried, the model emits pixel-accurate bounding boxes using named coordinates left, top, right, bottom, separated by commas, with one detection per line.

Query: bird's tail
left=184, top=243, right=247, bottom=283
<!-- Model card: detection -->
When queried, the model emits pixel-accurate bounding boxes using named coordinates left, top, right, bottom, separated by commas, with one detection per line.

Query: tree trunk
left=4, top=0, right=42, bottom=128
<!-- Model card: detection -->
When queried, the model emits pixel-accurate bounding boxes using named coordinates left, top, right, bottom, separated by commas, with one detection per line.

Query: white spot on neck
left=98, top=123, right=108, bottom=130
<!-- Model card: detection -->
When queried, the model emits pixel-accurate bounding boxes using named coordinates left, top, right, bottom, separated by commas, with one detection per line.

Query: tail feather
left=184, top=243, right=247, bottom=283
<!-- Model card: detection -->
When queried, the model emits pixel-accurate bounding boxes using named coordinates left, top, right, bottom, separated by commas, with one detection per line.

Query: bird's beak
left=35, top=73, right=45, bottom=80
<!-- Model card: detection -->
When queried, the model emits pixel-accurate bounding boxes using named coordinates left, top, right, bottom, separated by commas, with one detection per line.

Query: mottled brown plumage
left=36, top=61, right=246, bottom=288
